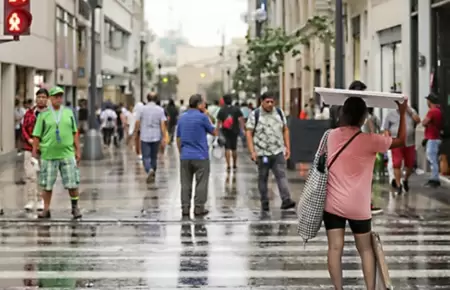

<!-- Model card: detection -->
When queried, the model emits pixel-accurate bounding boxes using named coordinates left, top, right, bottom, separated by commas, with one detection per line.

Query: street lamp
left=140, top=31, right=146, bottom=103
left=82, top=0, right=104, bottom=160
left=254, top=0, right=267, bottom=100
left=157, top=62, right=162, bottom=97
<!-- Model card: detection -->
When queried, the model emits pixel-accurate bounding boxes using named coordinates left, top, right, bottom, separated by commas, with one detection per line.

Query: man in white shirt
left=100, top=105, right=117, bottom=147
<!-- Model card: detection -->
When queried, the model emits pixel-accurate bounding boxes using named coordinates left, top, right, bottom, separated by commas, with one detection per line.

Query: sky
left=144, top=0, right=248, bottom=46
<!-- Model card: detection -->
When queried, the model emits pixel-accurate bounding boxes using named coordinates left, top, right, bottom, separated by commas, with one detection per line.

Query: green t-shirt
left=32, top=107, right=78, bottom=160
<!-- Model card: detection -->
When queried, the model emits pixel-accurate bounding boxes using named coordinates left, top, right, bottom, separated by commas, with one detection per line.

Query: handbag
left=297, top=129, right=361, bottom=242
left=372, top=232, right=393, bottom=289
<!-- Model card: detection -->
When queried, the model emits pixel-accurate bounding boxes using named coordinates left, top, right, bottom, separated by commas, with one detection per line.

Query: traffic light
left=3, top=0, right=33, bottom=36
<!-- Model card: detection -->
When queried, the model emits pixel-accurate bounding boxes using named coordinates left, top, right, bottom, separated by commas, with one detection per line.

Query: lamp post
left=254, top=0, right=267, bottom=100
left=140, top=31, right=146, bottom=103
left=82, top=0, right=104, bottom=160
left=157, top=62, right=162, bottom=97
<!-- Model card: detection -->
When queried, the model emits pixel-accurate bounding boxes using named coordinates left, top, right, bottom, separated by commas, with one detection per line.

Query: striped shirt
left=137, top=102, right=166, bottom=142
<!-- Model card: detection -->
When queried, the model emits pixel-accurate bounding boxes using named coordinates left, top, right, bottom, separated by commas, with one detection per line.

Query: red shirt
left=424, top=107, right=443, bottom=140
left=21, top=107, right=43, bottom=151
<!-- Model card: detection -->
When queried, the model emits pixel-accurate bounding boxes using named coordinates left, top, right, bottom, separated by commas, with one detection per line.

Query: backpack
left=253, top=107, right=284, bottom=135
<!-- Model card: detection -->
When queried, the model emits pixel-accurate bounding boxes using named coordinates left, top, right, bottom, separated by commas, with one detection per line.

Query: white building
left=249, top=0, right=449, bottom=170
left=0, top=0, right=150, bottom=160
left=0, top=0, right=55, bottom=159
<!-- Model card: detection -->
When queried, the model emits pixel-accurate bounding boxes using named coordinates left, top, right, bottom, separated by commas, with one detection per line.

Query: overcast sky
left=144, top=0, right=248, bottom=46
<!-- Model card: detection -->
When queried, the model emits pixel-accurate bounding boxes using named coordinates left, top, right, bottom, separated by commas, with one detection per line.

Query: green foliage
left=231, top=15, right=334, bottom=93
left=145, top=61, right=154, bottom=82
left=204, top=80, right=223, bottom=102
left=159, top=74, right=179, bottom=98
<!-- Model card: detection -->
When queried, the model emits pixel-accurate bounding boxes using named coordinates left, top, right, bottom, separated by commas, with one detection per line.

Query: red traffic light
left=7, top=0, right=29, bottom=6
left=3, top=0, right=32, bottom=36
left=6, top=10, right=32, bottom=34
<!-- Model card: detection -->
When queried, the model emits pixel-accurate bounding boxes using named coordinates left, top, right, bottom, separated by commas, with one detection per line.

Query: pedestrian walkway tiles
left=0, top=217, right=449, bottom=289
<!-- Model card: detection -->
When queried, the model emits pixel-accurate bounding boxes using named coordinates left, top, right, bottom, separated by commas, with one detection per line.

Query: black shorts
left=323, top=211, right=371, bottom=234
left=222, top=130, right=239, bottom=150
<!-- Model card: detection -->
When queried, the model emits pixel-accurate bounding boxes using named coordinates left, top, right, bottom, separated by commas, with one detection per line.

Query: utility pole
left=329, top=0, right=345, bottom=128
left=334, top=0, right=344, bottom=89
left=82, top=0, right=104, bottom=160
left=140, top=32, right=146, bottom=103
left=220, top=26, right=226, bottom=97
left=255, top=0, right=263, bottom=101
left=280, top=0, right=286, bottom=111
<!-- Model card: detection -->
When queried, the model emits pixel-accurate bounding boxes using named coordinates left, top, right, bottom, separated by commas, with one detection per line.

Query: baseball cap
left=425, top=93, right=439, bottom=104
left=49, top=86, right=64, bottom=96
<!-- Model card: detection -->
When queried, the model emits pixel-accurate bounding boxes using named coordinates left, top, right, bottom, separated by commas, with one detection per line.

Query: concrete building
left=0, top=0, right=56, bottom=158
left=176, top=38, right=247, bottom=103
left=256, top=0, right=450, bottom=170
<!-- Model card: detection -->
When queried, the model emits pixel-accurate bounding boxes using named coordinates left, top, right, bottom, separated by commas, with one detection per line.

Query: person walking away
left=31, top=86, right=82, bottom=219
left=323, top=96, right=407, bottom=290
left=208, top=100, right=221, bottom=123
left=114, top=104, right=126, bottom=146
left=179, top=99, right=187, bottom=115
left=15, top=99, right=26, bottom=152
left=135, top=94, right=167, bottom=183
left=422, top=93, right=443, bottom=188
left=245, top=92, right=296, bottom=212
left=177, top=94, right=216, bottom=217
left=382, top=104, right=420, bottom=194
left=77, top=100, right=88, bottom=135
left=22, top=88, right=49, bottom=211
left=166, top=99, right=179, bottom=144
left=217, top=94, right=244, bottom=170
left=100, top=104, right=117, bottom=147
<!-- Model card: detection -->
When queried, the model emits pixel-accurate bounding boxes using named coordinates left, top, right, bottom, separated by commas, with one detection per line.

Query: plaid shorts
left=39, top=158, right=80, bottom=191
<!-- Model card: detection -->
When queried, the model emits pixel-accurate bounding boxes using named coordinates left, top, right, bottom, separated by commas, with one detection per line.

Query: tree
left=159, top=74, right=179, bottom=99
left=145, top=61, right=154, bottom=82
left=231, top=16, right=334, bottom=94
left=204, top=80, right=223, bottom=102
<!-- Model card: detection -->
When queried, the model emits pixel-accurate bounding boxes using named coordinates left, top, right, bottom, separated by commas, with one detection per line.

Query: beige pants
left=23, top=151, right=41, bottom=201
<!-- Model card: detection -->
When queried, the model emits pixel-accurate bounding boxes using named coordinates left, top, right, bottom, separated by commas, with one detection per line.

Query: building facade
left=256, top=0, right=449, bottom=169
left=0, top=0, right=56, bottom=158
left=176, top=38, right=247, bottom=103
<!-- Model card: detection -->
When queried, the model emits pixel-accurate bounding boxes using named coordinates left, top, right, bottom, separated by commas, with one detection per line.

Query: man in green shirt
left=32, top=86, right=82, bottom=219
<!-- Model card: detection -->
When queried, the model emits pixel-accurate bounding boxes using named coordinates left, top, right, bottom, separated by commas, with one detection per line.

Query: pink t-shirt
left=324, top=127, right=392, bottom=220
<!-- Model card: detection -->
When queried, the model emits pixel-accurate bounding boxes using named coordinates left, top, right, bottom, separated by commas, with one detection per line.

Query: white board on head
left=315, top=87, right=406, bottom=109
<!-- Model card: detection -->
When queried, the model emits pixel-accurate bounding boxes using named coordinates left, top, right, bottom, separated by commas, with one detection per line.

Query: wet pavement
left=0, top=146, right=450, bottom=289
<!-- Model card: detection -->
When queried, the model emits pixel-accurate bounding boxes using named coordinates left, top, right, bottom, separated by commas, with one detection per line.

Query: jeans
left=426, top=139, right=441, bottom=181
left=141, top=141, right=160, bottom=173
left=102, top=127, right=114, bottom=146
left=257, top=153, right=291, bottom=203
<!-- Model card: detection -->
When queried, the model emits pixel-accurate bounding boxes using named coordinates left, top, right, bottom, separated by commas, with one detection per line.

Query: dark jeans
left=102, top=128, right=114, bottom=146
left=141, top=141, right=160, bottom=173
left=257, top=153, right=291, bottom=203
left=180, top=160, right=210, bottom=211
left=168, top=122, right=176, bottom=143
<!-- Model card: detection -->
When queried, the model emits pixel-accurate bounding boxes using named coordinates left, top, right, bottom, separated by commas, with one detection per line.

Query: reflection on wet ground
left=0, top=147, right=449, bottom=288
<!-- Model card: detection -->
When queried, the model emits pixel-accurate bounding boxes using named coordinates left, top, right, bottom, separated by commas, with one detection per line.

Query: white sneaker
left=37, top=200, right=44, bottom=211
left=24, top=201, right=34, bottom=211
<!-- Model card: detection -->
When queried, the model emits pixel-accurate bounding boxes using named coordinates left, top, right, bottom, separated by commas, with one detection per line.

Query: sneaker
left=425, top=180, right=441, bottom=188
left=402, top=180, right=409, bottom=193
left=146, top=169, right=155, bottom=183
left=24, top=201, right=34, bottom=211
left=71, top=208, right=82, bottom=219
left=371, top=204, right=383, bottom=215
left=37, top=200, right=44, bottom=211
left=280, top=199, right=296, bottom=210
left=261, top=201, right=270, bottom=212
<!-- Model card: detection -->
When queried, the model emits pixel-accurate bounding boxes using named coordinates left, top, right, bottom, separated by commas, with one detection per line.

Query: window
left=381, top=42, right=402, bottom=92
left=56, top=6, right=76, bottom=70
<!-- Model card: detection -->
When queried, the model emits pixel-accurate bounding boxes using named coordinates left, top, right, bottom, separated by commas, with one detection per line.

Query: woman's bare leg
left=326, top=228, right=345, bottom=289
left=354, top=232, right=376, bottom=290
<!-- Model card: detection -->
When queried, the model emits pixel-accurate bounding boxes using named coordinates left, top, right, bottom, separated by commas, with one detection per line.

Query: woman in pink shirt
left=324, top=96, right=407, bottom=289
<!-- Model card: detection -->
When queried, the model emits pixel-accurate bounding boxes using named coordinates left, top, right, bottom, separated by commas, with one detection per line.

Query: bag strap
left=328, top=131, right=362, bottom=169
